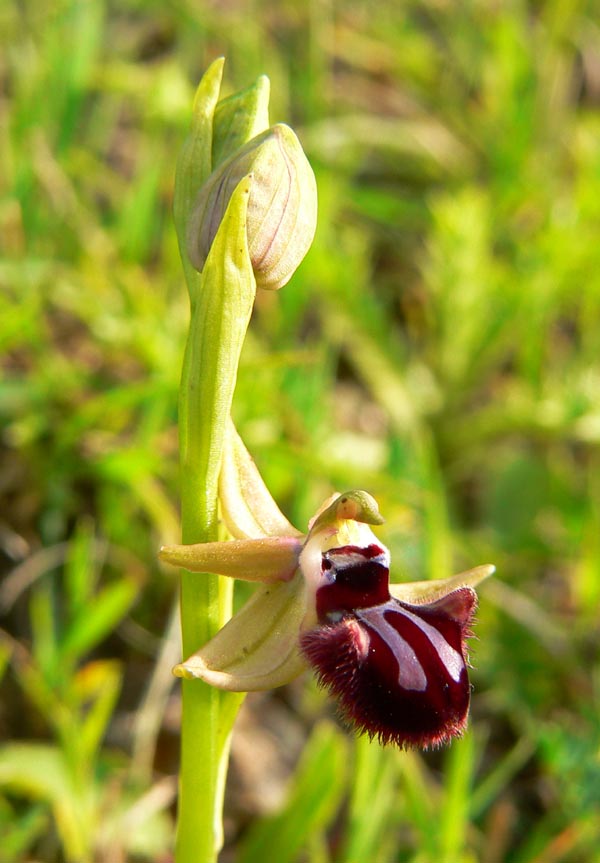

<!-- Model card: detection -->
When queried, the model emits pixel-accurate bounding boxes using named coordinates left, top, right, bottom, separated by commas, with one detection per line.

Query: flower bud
left=187, top=124, right=317, bottom=290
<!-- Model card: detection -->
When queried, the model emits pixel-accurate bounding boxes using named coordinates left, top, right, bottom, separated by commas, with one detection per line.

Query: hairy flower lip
left=301, top=572, right=482, bottom=749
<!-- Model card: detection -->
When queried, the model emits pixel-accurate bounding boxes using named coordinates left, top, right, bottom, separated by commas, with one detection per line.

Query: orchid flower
left=161, top=423, right=493, bottom=749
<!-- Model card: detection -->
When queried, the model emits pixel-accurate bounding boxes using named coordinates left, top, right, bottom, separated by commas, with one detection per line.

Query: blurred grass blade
left=73, top=660, right=123, bottom=765
left=396, top=750, right=438, bottom=858
left=439, top=731, right=476, bottom=863
left=0, top=802, right=49, bottom=860
left=238, top=723, right=348, bottom=863
left=60, top=579, right=138, bottom=665
left=0, top=743, right=89, bottom=862
left=64, top=518, right=98, bottom=617
left=30, top=582, right=59, bottom=682
left=470, top=736, right=534, bottom=819
left=340, top=735, right=398, bottom=863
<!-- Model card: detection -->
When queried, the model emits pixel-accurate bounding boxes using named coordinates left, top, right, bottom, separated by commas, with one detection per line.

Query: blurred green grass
left=1, top=0, right=600, bottom=861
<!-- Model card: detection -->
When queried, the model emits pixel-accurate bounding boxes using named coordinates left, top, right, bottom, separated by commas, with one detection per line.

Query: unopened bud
left=187, top=124, right=317, bottom=290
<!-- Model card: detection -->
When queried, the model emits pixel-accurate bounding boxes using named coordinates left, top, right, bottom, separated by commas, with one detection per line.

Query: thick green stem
left=176, top=180, right=255, bottom=863
left=172, top=60, right=277, bottom=863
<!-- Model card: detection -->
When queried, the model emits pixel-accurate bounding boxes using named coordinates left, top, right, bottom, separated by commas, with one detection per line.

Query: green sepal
left=174, top=571, right=308, bottom=691
left=212, top=75, right=270, bottom=168
left=160, top=536, right=303, bottom=582
left=174, top=57, right=225, bottom=291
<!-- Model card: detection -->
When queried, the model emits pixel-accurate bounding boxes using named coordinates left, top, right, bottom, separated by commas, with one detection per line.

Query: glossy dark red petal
left=300, top=587, right=477, bottom=748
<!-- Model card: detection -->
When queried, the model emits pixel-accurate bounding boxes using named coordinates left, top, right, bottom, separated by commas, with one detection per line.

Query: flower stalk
left=176, top=176, right=253, bottom=863
left=172, top=59, right=317, bottom=863
left=174, top=59, right=259, bottom=863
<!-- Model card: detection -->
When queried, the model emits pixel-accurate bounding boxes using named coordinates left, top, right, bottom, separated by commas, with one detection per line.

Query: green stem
left=176, top=180, right=255, bottom=863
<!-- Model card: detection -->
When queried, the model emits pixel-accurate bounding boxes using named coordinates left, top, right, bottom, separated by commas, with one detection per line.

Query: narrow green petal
left=389, top=564, right=495, bottom=604
left=212, top=75, right=270, bottom=167
left=173, top=57, right=224, bottom=285
left=173, top=571, right=307, bottom=691
left=159, top=536, right=302, bottom=583
left=220, top=419, right=302, bottom=539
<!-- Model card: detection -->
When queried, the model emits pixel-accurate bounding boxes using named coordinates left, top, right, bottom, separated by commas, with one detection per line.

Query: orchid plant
left=170, top=59, right=493, bottom=863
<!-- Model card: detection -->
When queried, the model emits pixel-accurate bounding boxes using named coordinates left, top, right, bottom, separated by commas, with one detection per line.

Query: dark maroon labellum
left=300, top=544, right=477, bottom=748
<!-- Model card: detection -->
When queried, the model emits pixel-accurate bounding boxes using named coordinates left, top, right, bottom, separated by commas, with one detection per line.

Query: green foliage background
left=1, top=0, right=599, bottom=861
